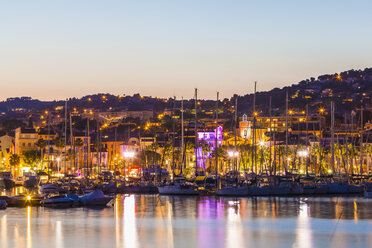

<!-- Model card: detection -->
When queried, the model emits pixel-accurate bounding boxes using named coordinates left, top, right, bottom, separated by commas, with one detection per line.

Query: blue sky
left=1, top=0, right=372, bottom=100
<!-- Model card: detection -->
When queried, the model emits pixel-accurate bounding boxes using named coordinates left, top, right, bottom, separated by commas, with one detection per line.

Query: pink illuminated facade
left=196, top=126, right=223, bottom=168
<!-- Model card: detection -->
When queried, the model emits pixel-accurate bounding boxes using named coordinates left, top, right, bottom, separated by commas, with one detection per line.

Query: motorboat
left=79, top=190, right=113, bottom=207
left=42, top=194, right=79, bottom=208
left=40, top=184, right=63, bottom=195
left=0, top=172, right=15, bottom=189
left=157, top=184, right=198, bottom=195
left=8, top=195, right=30, bottom=207
left=15, top=176, right=25, bottom=186
left=24, top=176, right=40, bottom=188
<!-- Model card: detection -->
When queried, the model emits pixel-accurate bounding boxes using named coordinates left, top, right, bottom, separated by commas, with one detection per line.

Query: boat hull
left=215, top=187, right=248, bottom=196
left=158, top=186, right=198, bottom=195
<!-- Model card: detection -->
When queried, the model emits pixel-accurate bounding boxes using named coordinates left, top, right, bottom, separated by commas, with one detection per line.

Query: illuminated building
left=196, top=126, right=223, bottom=168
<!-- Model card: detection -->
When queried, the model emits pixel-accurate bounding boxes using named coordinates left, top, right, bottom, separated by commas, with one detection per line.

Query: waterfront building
left=14, top=127, right=38, bottom=155
left=196, top=126, right=223, bottom=168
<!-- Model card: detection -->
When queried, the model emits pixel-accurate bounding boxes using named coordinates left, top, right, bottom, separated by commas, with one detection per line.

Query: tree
left=55, top=137, right=65, bottom=156
left=23, top=150, right=40, bottom=170
left=185, top=142, right=195, bottom=167
left=9, top=154, right=21, bottom=177
left=36, top=138, right=47, bottom=162
left=9, top=154, right=20, bottom=168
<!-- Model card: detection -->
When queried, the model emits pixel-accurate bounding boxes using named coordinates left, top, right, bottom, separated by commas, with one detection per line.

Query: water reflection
left=1, top=195, right=372, bottom=247
left=294, top=202, right=312, bottom=248
left=226, top=200, right=244, bottom=248
left=123, top=195, right=138, bottom=248
left=27, top=206, right=32, bottom=248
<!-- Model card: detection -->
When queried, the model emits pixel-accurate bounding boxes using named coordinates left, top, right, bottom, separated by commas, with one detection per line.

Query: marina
left=1, top=194, right=372, bottom=247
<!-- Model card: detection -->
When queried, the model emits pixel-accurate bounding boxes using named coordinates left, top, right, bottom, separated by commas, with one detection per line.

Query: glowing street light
left=228, top=151, right=239, bottom=157
left=298, top=150, right=309, bottom=157
left=56, top=157, right=61, bottom=176
left=123, top=151, right=135, bottom=158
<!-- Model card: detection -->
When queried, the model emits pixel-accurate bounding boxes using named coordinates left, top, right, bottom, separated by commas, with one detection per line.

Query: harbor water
left=1, top=192, right=372, bottom=248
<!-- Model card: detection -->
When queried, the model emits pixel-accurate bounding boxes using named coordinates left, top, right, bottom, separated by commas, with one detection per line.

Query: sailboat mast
left=285, top=91, right=288, bottom=173
left=360, top=105, right=364, bottom=174
left=87, top=118, right=90, bottom=176
left=171, top=96, right=176, bottom=177
left=181, top=97, right=185, bottom=172
left=47, top=110, right=50, bottom=180
left=253, top=81, right=257, bottom=174
left=194, top=88, right=198, bottom=173
left=331, top=101, right=335, bottom=173
left=234, top=96, right=237, bottom=172
left=70, top=114, right=74, bottom=171
left=64, top=100, right=67, bottom=175
left=269, top=96, right=272, bottom=175
left=215, top=92, right=219, bottom=186
left=305, top=104, right=309, bottom=175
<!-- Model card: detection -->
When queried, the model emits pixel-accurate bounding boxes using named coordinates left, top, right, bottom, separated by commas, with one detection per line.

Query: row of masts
left=45, top=85, right=366, bottom=177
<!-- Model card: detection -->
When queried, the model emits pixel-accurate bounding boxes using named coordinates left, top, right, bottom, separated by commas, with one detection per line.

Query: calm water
left=1, top=192, right=372, bottom=248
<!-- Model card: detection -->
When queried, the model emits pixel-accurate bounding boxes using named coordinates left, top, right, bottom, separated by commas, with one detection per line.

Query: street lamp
left=56, top=157, right=61, bottom=177
left=298, top=150, right=309, bottom=174
left=123, top=151, right=135, bottom=181
left=228, top=151, right=239, bottom=173
left=259, top=141, right=265, bottom=173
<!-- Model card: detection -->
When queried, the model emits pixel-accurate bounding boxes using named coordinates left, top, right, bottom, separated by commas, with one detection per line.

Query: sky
left=1, top=0, right=372, bottom=101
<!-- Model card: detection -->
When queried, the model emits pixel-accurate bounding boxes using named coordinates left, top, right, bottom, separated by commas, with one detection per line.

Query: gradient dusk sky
left=1, top=0, right=372, bottom=100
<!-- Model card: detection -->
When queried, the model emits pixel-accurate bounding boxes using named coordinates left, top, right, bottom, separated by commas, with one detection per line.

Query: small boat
left=101, top=182, right=117, bottom=194
left=24, top=176, right=40, bottom=188
left=80, top=190, right=113, bottom=207
left=40, top=184, right=63, bottom=195
left=42, top=194, right=80, bottom=208
left=15, top=176, right=25, bottom=186
left=157, top=184, right=198, bottom=195
left=0, top=200, right=6, bottom=209
left=8, top=195, right=31, bottom=207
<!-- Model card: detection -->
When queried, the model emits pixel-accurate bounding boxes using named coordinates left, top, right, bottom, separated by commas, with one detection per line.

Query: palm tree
left=211, top=146, right=226, bottom=173
left=36, top=138, right=46, bottom=165
left=185, top=142, right=195, bottom=167
left=199, top=140, right=211, bottom=170
left=55, top=137, right=65, bottom=157
left=9, top=154, right=20, bottom=176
